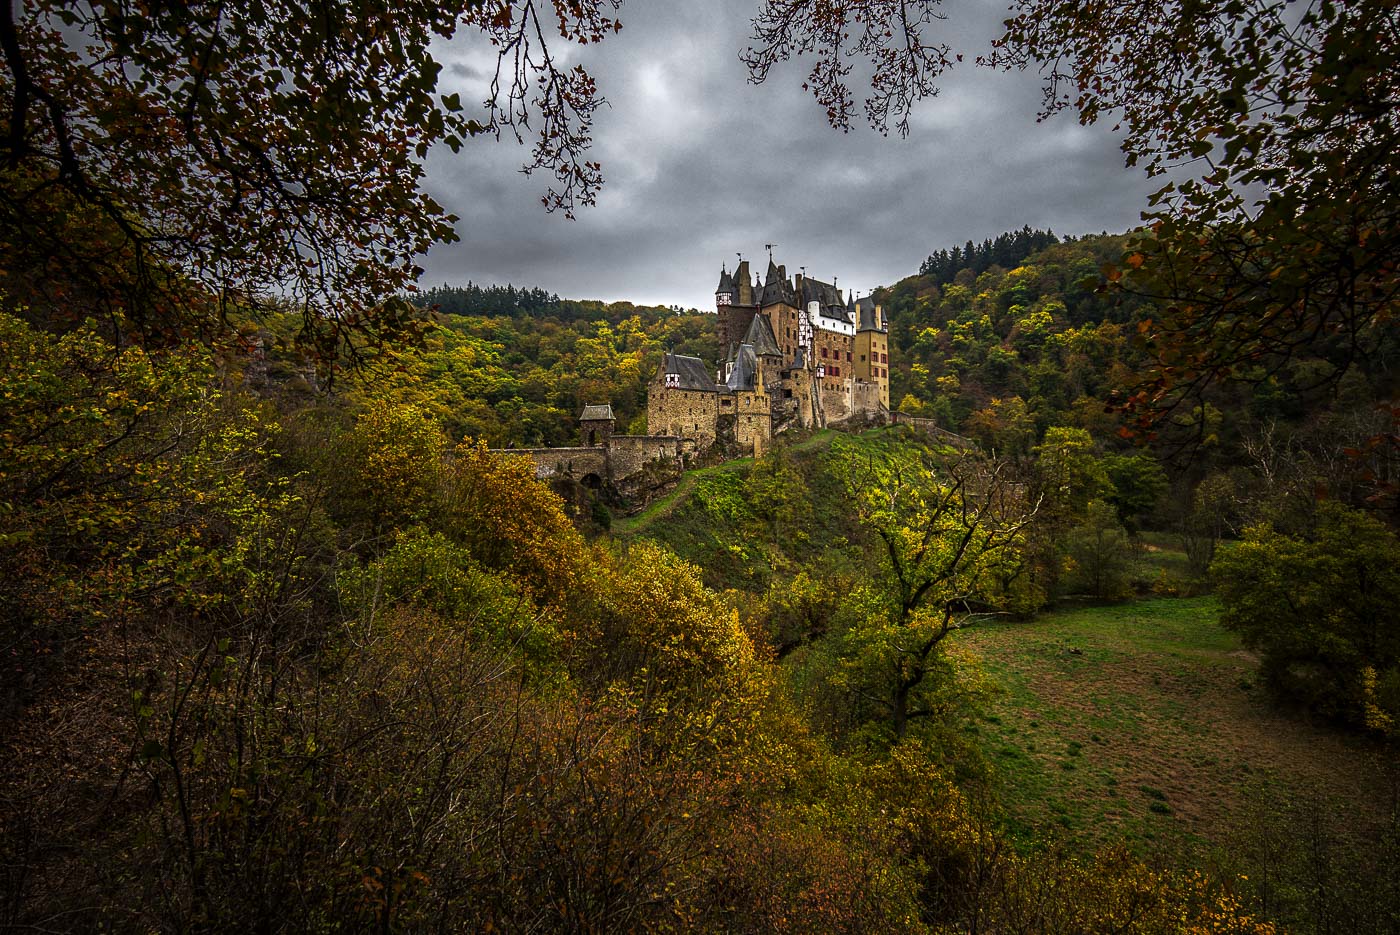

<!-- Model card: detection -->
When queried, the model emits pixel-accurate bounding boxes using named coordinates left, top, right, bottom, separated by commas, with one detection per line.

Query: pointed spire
left=743, top=311, right=782, bottom=358
left=716, top=264, right=735, bottom=294
left=762, top=258, right=793, bottom=306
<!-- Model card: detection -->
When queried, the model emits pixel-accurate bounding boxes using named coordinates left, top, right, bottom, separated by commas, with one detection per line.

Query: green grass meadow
left=955, top=596, right=1394, bottom=857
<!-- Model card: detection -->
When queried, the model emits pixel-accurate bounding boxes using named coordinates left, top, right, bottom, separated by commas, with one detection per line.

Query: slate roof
left=725, top=344, right=758, bottom=392
left=716, top=265, right=735, bottom=294
left=800, top=275, right=853, bottom=323
left=760, top=260, right=795, bottom=307
left=661, top=353, right=717, bottom=392
left=800, top=275, right=841, bottom=308
left=857, top=296, right=883, bottom=331
left=580, top=403, right=615, bottom=421
left=742, top=311, right=782, bottom=357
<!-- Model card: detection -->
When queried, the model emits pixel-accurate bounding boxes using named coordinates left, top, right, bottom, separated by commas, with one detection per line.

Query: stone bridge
left=496, top=435, right=693, bottom=495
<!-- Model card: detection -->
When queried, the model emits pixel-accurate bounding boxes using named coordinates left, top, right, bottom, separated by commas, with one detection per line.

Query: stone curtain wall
left=889, top=412, right=976, bottom=449
left=606, top=435, right=687, bottom=478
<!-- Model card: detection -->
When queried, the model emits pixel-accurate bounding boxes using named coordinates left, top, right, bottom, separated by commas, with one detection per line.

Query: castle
left=646, top=256, right=890, bottom=455
left=498, top=255, right=895, bottom=503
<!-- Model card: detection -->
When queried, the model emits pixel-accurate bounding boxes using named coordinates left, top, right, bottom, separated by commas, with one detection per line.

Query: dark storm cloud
left=417, top=0, right=1164, bottom=309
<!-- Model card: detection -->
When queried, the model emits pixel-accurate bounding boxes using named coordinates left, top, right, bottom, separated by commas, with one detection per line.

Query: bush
left=1213, top=502, right=1400, bottom=733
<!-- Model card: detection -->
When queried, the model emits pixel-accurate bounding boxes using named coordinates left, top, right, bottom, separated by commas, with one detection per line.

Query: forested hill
left=876, top=230, right=1394, bottom=502
left=294, top=228, right=1393, bottom=490
left=881, top=231, right=1147, bottom=442
left=917, top=225, right=1062, bottom=284
left=367, top=232, right=1134, bottom=451
left=410, top=281, right=699, bottom=321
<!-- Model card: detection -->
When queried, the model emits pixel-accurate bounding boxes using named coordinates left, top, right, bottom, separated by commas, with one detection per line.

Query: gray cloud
left=417, top=0, right=1165, bottom=309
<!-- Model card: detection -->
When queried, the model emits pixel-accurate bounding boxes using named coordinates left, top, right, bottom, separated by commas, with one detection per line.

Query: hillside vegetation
left=4, top=229, right=1395, bottom=932
left=5, top=0, right=1398, bottom=928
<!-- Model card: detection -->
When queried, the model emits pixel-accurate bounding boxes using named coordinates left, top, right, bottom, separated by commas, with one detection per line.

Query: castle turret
left=854, top=295, right=889, bottom=409
left=719, top=259, right=758, bottom=351
left=716, top=265, right=735, bottom=306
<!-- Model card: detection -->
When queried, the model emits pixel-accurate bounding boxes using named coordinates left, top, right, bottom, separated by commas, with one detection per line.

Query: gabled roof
left=742, top=311, right=782, bottom=357
left=659, top=353, right=717, bottom=392
left=580, top=403, right=615, bottom=421
left=800, top=274, right=840, bottom=310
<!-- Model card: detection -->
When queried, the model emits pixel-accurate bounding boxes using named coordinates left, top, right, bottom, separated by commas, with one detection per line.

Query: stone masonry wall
left=647, top=385, right=720, bottom=449
left=606, top=434, right=686, bottom=478
left=890, top=412, right=976, bottom=449
left=821, top=376, right=854, bottom=424
left=852, top=379, right=883, bottom=417
left=734, top=386, right=772, bottom=456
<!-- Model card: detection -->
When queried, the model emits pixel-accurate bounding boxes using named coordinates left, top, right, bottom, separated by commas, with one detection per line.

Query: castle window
left=881, top=353, right=888, bottom=363
left=821, top=347, right=828, bottom=358
left=860, top=354, right=866, bottom=362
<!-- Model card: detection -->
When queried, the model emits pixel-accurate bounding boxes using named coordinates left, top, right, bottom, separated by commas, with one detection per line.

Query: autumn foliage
left=0, top=310, right=1328, bottom=931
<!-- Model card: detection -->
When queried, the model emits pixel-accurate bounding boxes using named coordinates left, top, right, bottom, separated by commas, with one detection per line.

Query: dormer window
left=664, top=373, right=680, bottom=388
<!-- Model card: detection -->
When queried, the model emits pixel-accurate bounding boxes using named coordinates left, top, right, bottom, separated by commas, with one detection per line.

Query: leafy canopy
left=1, top=0, right=621, bottom=357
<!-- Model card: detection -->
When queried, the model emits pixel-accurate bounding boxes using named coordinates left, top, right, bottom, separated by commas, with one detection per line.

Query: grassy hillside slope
left=956, top=598, right=1394, bottom=857
left=620, top=427, right=1395, bottom=897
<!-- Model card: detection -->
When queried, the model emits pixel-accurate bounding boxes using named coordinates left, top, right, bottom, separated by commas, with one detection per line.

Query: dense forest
left=3, top=0, right=1398, bottom=932
left=411, top=282, right=698, bottom=322
left=917, top=226, right=1062, bottom=285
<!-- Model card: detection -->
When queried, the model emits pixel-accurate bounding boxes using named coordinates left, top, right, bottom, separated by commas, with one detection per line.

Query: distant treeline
left=411, top=281, right=689, bottom=323
left=919, top=226, right=1061, bottom=284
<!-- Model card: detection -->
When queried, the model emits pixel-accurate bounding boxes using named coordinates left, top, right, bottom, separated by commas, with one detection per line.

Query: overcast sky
left=418, top=0, right=1165, bottom=310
